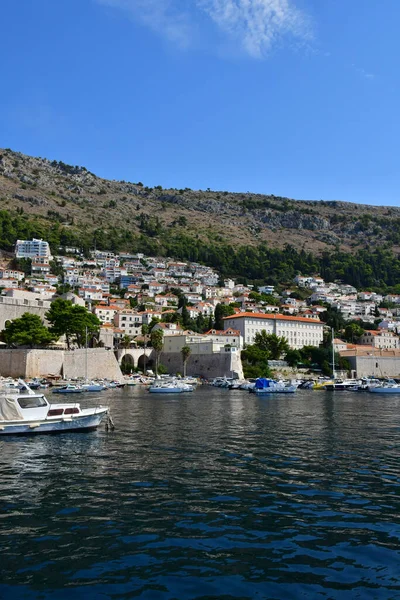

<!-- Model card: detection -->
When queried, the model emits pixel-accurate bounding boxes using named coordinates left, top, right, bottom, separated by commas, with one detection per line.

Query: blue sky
left=1, top=0, right=399, bottom=205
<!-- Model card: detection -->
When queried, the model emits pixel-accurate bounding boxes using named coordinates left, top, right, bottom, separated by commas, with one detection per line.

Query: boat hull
left=255, top=387, right=297, bottom=395
left=0, top=409, right=108, bottom=436
left=368, top=387, right=400, bottom=394
left=149, top=387, right=185, bottom=394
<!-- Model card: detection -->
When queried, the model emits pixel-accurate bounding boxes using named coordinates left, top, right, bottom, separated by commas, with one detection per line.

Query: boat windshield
left=18, top=396, right=48, bottom=409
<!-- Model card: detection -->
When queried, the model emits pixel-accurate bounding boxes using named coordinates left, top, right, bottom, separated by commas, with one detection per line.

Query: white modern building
left=15, top=239, right=52, bottom=260
left=222, top=312, right=324, bottom=349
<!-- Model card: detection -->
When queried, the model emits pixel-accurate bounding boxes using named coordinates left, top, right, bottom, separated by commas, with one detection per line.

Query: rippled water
left=1, top=387, right=400, bottom=599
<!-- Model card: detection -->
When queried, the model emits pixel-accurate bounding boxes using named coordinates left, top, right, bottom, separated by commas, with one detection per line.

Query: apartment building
left=16, top=239, right=52, bottom=260
left=113, top=310, right=143, bottom=337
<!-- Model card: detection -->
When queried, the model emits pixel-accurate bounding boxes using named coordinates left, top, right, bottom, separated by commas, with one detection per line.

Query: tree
left=214, top=304, right=235, bottom=330
left=181, top=303, right=191, bottom=329
left=342, top=322, right=365, bottom=343
left=254, top=331, right=289, bottom=360
left=150, top=329, right=164, bottom=376
left=0, top=313, right=55, bottom=348
left=149, top=317, right=160, bottom=331
left=129, top=295, right=138, bottom=309
left=241, top=345, right=272, bottom=379
left=46, top=298, right=100, bottom=349
left=320, top=306, right=346, bottom=333
left=285, top=349, right=302, bottom=367
left=181, top=345, right=191, bottom=377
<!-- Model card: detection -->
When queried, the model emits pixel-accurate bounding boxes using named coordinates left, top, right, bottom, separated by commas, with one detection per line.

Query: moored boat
left=254, top=378, right=298, bottom=395
left=0, top=385, right=108, bottom=435
left=53, top=384, right=83, bottom=394
left=324, top=379, right=361, bottom=391
left=81, top=381, right=106, bottom=392
left=149, top=381, right=193, bottom=394
left=368, top=379, right=400, bottom=394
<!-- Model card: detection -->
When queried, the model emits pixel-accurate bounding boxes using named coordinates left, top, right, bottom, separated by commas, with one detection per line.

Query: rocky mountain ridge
left=1, top=147, right=399, bottom=254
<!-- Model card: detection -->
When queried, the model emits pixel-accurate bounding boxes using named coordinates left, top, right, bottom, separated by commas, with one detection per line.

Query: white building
left=222, top=312, right=324, bottom=349
left=259, top=285, right=275, bottom=295
left=114, top=310, right=143, bottom=337
left=93, top=303, right=120, bottom=324
left=359, top=330, right=400, bottom=349
left=16, top=239, right=52, bottom=260
left=0, top=269, right=25, bottom=281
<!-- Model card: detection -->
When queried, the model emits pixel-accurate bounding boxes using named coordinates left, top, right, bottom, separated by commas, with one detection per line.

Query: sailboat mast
left=85, top=326, right=88, bottom=381
left=331, top=327, right=335, bottom=379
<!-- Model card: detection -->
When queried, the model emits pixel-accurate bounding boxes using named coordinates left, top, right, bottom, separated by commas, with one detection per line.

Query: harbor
left=1, top=384, right=399, bottom=598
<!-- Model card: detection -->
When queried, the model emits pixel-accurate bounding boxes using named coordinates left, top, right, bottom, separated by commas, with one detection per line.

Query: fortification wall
left=63, top=348, right=123, bottom=380
left=0, top=298, right=49, bottom=330
left=348, top=355, right=400, bottom=378
left=0, top=349, right=29, bottom=378
left=161, top=350, right=243, bottom=379
left=0, top=348, right=122, bottom=380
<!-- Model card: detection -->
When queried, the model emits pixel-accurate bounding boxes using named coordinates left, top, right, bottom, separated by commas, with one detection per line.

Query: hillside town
left=1, top=238, right=400, bottom=379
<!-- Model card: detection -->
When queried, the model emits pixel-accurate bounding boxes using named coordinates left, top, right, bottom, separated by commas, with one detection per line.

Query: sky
left=1, top=0, right=399, bottom=205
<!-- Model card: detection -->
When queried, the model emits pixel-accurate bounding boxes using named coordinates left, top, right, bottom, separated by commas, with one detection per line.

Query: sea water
left=0, top=387, right=399, bottom=599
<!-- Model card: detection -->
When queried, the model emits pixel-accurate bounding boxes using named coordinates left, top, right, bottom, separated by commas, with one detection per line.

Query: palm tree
left=181, top=345, right=191, bottom=377
left=141, top=324, right=149, bottom=374
left=150, top=329, right=164, bottom=377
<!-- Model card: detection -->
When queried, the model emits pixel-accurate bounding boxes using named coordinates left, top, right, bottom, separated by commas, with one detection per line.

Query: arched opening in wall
left=137, top=354, right=154, bottom=374
left=121, top=353, right=134, bottom=374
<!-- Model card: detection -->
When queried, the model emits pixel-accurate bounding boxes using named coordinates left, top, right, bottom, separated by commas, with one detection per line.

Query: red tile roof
left=222, top=312, right=322, bottom=324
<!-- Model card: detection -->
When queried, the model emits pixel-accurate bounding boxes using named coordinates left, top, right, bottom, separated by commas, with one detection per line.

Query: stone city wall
left=0, top=348, right=122, bottom=380
left=160, top=349, right=244, bottom=380
left=347, top=355, right=400, bottom=378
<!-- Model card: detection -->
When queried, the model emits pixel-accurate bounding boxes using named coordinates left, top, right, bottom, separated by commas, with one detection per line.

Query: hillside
left=1, top=147, right=400, bottom=255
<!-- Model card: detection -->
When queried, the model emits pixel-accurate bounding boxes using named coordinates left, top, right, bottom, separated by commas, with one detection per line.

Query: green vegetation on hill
left=1, top=210, right=400, bottom=292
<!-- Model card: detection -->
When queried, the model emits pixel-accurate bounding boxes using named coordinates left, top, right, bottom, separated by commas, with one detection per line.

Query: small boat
left=149, top=381, right=192, bottom=394
left=368, top=379, right=400, bottom=394
left=106, top=381, right=126, bottom=389
left=324, top=379, right=361, bottom=391
left=0, top=384, right=108, bottom=435
left=254, top=378, right=298, bottom=395
left=313, top=379, right=333, bottom=390
left=53, top=384, right=83, bottom=394
left=81, top=381, right=106, bottom=392
left=347, top=378, right=381, bottom=392
left=211, top=377, right=233, bottom=388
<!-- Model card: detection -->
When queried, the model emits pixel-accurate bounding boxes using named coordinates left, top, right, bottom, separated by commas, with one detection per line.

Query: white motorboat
left=368, top=379, right=400, bottom=394
left=324, top=379, right=361, bottom=391
left=53, top=384, right=83, bottom=394
left=81, top=381, right=106, bottom=392
left=0, top=385, right=108, bottom=435
left=149, top=381, right=193, bottom=394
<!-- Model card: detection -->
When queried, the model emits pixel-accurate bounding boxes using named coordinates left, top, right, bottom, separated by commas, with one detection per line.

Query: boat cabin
left=0, top=393, right=82, bottom=423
